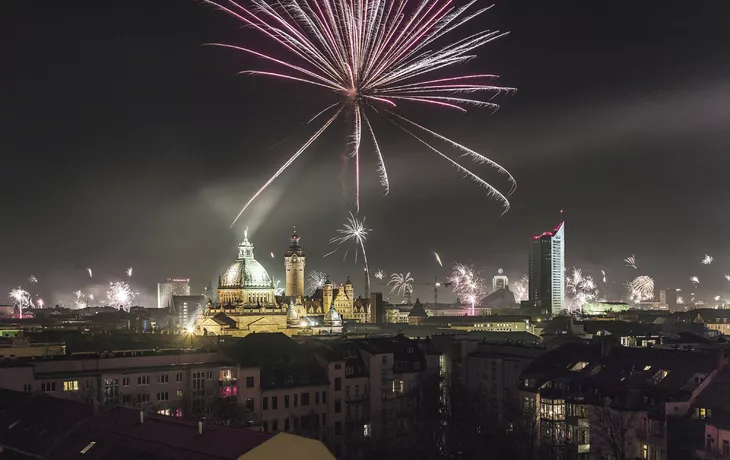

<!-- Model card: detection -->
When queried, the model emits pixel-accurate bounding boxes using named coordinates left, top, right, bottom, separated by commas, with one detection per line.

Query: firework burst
left=374, top=269, right=385, bottom=280
left=565, top=268, right=598, bottom=312
left=512, top=274, right=528, bottom=303
left=690, top=276, right=700, bottom=284
left=324, top=212, right=372, bottom=286
left=388, top=272, right=414, bottom=297
left=627, top=275, right=654, bottom=303
left=205, top=0, right=517, bottom=225
left=307, top=270, right=329, bottom=293
left=448, top=263, right=485, bottom=314
left=702, top=254, right=713, bottom=265
left=73, top=290, right=88, bottom=309
left=106, top=282, right=135, bottom=311
left=10, top=287, right=32, bottom=318
left=126, top=267, right=134, bottom=277
left=28, top=275, right=38, bottom=284
left=624, top=255, right=638, bottom=270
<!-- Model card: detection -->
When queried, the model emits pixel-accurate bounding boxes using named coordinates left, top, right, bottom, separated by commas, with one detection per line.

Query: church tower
left=323, top=276, right=333, bottom=314
left=284, top=226, right=306, bottom=299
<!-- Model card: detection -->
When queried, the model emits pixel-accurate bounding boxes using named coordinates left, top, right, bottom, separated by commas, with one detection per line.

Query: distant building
left=492, top=275, right=508, bottom=292
left=157, top=278, right=190, bottom=309
left=170, top=295, right=206, bottom=331
left=528, top=217, right=565, bottom=315
left=582, top=301, right=631, bottom=316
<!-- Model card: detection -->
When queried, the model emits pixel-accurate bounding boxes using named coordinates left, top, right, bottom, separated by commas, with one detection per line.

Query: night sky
left=2, top=0, right=730, bottom=306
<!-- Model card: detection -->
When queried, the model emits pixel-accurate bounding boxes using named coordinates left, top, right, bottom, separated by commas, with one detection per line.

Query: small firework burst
left=448, top=263, right=486, bottom=314
left=388, top=273, right=414, bottom=297
left=627, top=275, right=654, bottom=303
left=126, top=267, right=133, bottom=277
left=106, top=282, right=135, bottom=311
left=307, top=270, right=329, bottom=294
left=374, top=270, right=385, bottom=280
left=702, top=254, right=714, bottom=265
left=624, top=255, right=638, bottom=270
left=512, top=275, right=529, bottom=302
left=690, top=276, right=700, bottom=284
left=28, top=275, right=38, bottom=284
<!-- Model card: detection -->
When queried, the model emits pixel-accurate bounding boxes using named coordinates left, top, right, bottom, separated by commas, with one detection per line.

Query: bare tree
left=589, top=404, right=638, bottom=460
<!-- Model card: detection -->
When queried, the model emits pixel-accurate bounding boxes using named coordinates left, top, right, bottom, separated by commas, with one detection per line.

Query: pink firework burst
left=204, top=0, right=517, bottom=225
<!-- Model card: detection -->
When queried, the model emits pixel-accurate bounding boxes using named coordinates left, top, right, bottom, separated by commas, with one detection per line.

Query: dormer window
left=653, top=370, right=670, bottom=383
left=346, top=367, right=354, bottom=376
left=570, top=361, right=588, bottom=371
left=643, top=365, right=652, bottom=371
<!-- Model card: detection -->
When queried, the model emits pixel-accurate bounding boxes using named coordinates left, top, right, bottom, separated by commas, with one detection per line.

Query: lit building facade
left=492, top=275, right=509, bottom=292
left=157, top=278, right=191, bottom=309
left=284, top=227, right=306, bottom=301
left=528, top=218, right=565, bottom=315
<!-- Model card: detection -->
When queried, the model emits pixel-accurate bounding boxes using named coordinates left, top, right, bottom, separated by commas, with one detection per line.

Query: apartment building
left=518, top=340, right=725, bottom=460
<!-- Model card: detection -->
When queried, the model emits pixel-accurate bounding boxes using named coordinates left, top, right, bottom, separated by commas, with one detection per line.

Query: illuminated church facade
left=194, top=227, right=371, bottom=337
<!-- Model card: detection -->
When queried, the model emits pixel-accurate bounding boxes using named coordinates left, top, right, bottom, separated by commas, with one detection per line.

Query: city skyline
left=2, top=0, right=730, bottom=306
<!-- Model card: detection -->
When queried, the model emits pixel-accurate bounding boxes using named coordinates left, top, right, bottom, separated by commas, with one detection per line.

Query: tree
left=589, top=403, right=639, bottom=460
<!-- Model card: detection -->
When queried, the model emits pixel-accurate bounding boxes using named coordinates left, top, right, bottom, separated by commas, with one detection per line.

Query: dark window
left=315, top=392, right=320, bottom=404
left=263, top=397, right=269, bottom=410
left=335, top=378, right=341, bottom=391
left=285, top=394, right=290, bottom=408
left=335, top=399, right=342, bottom=413
left=272, top=396, right=278, bottom=409
left=285, top=418, right=290, bottom=431
left=294, top=394, right=298, bottom=407
left=246, top=376, right=255, bottom=388
left=302, top=392, right=310, bottom=406
left=245, top=398, right=254, bottom=412
left=294, top=416, right=299, bottom=430
left=322, top=391, right=327, bottom=403
left=335, top=421, right=342, bottom=435
left=263, top=421, right=269, bottom=432
left=322, top=413, right=327, bottom=426
left=334, top=363, right=342, bottom=370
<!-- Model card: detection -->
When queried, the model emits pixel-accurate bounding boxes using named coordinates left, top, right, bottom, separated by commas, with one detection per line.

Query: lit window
left=363, top=424, right=372, bottom=437
left=64, top=381, right=79, bottom=392
left=644, top=365, right=652, bottom=371
left=80, top=441, right=96, bottom=454
left=653, top=370, right=670, bottom=383
left=570, top=362, right=588, bottom=371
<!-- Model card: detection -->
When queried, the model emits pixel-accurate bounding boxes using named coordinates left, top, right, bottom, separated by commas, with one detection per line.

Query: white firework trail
left=690, top=276, right=700, bottom=284
left=307, top=270, right=329, bottom=294
left=87, top=268, right=93, bottom=278
left=388, top=273, right=414, bottom=298
left=433, top=251, right=443, bottom=267
left=702, top=254, right=713, bottom=265
left=270, top=252, right=275, bottom=259
left=624, top=255, right=638, bottom=270
left=627, top=275, right=654, bottom=303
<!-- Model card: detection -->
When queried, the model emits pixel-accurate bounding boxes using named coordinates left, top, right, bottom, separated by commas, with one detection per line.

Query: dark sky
left=2, top=0, right=730, bottom=306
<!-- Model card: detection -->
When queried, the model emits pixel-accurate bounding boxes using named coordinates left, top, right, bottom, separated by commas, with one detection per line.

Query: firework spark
left=374, top=270, right=385, bottom=280
left=565, top=268, right=599, bottom=312
left=512, top=274, right=528, bottom=302
left=433, top=251, right=443, bottom=267
left=270, top=252, right=275, bottom=259
left=87, top=268, right=93, bottom=278
left=677, top=296, right=684, bottom=304
left=205, top=0, right=517, bottom=225
left=624, top=255, right=638, bottom=270
left=10, top=287, right=32, bottom=318
left=627, top=275, right=654, bottom=303
left=36, top=298, right=44, bottom=308
left=106, top=282, right=135, bottom=311
left=307, top=270, right=329, bottom=294
left=690, top=276, right=700, bottom=284
left=388, top=273, right=414, bottom=298
left=726, top=274, right=730, bottom=281
left=601, top=270, right=607, bottom=284
left=73, top=290, right=87, bottom=309
left=448, top=263, right=485, bottom=314
left=702, top=254, right=714, bottom=265
left=28, top=275, right=38, bottom=284
left=126, top=267, right=133, bottom=277
left=324, top=212, right=371, bottom=286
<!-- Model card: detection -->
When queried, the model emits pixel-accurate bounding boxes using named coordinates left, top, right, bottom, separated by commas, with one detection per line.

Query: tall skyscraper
left=528, top=217, right=565, bottom=315
left=157, top=278, right=191, bottom=309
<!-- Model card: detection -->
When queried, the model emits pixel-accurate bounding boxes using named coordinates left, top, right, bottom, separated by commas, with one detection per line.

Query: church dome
left=220, top=229, right=273, bottom=289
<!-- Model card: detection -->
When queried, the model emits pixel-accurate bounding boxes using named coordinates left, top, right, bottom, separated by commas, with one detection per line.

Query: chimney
left=198, top=421, right=203, bottom=435
left=139, top=410, right=144, bottom=424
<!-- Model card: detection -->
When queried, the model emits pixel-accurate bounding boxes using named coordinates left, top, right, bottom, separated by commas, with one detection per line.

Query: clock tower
left=284, top=226, right=306, bottom=299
